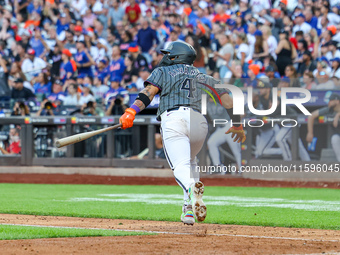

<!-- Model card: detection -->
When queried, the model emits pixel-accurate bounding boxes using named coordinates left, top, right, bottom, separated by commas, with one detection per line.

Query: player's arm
left=306, top=109, right=319, bottom=143
left=220, top=93, right=246, bottom=143
left=119, top=84, right=159, bottom=129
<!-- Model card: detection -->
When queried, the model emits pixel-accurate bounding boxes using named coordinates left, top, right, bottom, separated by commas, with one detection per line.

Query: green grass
left=0, top=224, right=150, bottom=240
left=0, top=183, right=339, bottom=230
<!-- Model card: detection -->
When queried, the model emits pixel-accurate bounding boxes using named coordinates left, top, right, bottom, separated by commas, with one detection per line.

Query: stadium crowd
left=0, top=0, right=340, bottom=117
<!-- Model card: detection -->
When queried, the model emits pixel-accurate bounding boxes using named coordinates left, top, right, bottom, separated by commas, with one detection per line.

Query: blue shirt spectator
left=75, top=41, right=93, bottom=77
left=109, top=45, right=126, bottom=82
left=137, top=20, right=159, bottom=53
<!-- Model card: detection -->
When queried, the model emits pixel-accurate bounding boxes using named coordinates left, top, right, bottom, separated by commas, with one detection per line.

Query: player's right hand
left=226, top=125, right=246, bottom=143
left=306, top=133, right=314, bottom=143
left=119, top=108, right=136, bottom=129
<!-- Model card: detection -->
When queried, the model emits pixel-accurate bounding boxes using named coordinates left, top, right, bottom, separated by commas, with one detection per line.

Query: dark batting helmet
left=158, top=41, right=197, bottom=66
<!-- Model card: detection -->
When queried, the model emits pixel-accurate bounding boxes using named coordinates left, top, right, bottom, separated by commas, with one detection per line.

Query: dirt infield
left=1, top=174, right=340, bottom=254
left=1, top=214, right=340, bottom=255
left=1, top=173, right=340, bottom=188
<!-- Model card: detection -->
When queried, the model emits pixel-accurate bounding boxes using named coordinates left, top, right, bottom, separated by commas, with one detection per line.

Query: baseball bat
left=55, top=123, right=122, bottom=148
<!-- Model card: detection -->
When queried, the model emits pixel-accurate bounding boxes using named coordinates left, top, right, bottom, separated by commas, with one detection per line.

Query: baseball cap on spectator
left=256, top=77, right=272, bottom=88
left=83, top=83, right=92, bottom=89
left=78, top=73, right=87, bottom=79
left=128, top=43, right=139, bottom=53
left=331, top=57, right=340, bottom=63
left=186, top=24, right=194, bottom=29
left=62, top=49, right=72, bottom=57
left=77, top=40, right=86, bottom=45
left=97, top=38, right=107, bottom=47
left=27, top=49, right=35, bottom=55
left=146, top=8, right=152, bottom=13
left=224, top=1, right=230, bottom=5
left=226, top=19, right=236, bottom=26
left=100, top=59, right=107, bottom=65
left=249, top=64, right=260, bottom=75
left=329, top=40, right=338, bottom=47
left=111, top=77, right=120, bottom=82
left=280, top=0, right=287, bottom=5
left=139, top=67, right=150, bottom=73
left=127, top=83, right=137, bottom=89
left=54, top=79, right=63, bottom=85
left=271, top=9, right=281, bottom=15
left=74, top=26, right=83, bottom=32
left=60, top=13, right=67, bottom=18
left=295, top=4, right=304, bottom=10
left=318, top=56, right=329, bottom=66
left=265, top=66, right=275, bottom=72
left=329, top=93, right=340, bottom=101
left=240, top=0, right=248, bottom=3
left=254, top=30, right=263, bottom=36
left=14, top=78, right=24, bottom=83
left=3, top=5, right=12, bottom=12
left=327, top=25, right=337, bottom=36
left=296, top=13, right=305, bottom=19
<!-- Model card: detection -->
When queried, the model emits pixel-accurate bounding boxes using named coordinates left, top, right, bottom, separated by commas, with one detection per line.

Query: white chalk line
left=1, top=223, right=339, bottom=243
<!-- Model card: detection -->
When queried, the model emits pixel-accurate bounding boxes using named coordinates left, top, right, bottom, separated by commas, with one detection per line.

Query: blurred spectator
left=235, top=33, right=250, bottom=72
left=119, top=30, right=134, bottom=56
left=125, top=0, right=141, bottom=25
left=21, top=48, right=47, bottom=81
left=79, top=83, right=95, bottom=105
left=36, top=100, right=55, bottom=116
left=136, top=67, right=150, bottom=91
left=121, top=54, right=138, bottom=88
left=137, top=18, right=159, bottom=64
left=109, top=45, right=126, bottom=82
left=276, top=29, right=297, bottom=76
left=0, top=127, right=21, bottom=155
left=326, top=40, right=340, bottom=60
left=104, top=78, right=129, bottom=106
left=46, top=79, right=65, bottom=103
left=105, top=94, right=128, bottom=116
left=63, top=83, right=83, bottom=106
left=297, top=51, right=317, bottom=75
left=108, top=0, right=125, bottom=28
left=185, top=35, right=207, bottom=74
left=292, top=13, right=312, bottom=36
left=75, top=40, right=94, bottom=77
left=94, top=59, right=109, bottom=85
left=11, top=101, right=30, bottom=116
left=331, top=58, right=340, bottom=78
left=315, top=70, right=336, bottom=89
left=60, top=49, right=75, bottom=83
left=92, top=77, right=109, bottom=101
left=32, top=72, right=52, bottom=96
left=284, top=65, right=301, bottom=87
left=252, top=30, right=269, bottom=65
left=126, top=83, right=138, bottom=92
left=128, top=44, right=148, bottom=70
left=213, top=34, right=234, bottom=79
left=265, top=65, right=280, bottom=87
left=302, top=71, right=318, bottom=89
left=11, top=78, right=35, bottom=100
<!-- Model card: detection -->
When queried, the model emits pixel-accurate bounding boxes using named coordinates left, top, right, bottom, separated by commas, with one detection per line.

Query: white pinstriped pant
left=160, top=107, right=208, bottom=199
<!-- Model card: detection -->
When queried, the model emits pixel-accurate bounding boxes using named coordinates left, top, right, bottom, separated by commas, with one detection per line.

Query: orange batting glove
left=226, top=125, right=246, bottom=143
left=119, top=108, right=136, bottom=129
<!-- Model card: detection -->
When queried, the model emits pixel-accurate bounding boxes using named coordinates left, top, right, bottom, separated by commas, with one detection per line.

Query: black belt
left=167, top=107, right=200, bottom=113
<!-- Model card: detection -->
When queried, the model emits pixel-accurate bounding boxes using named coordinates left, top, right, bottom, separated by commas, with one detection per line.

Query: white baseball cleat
left=188, top=181, right=207, bottom=222
left=181, top=204, right=195, bottom=225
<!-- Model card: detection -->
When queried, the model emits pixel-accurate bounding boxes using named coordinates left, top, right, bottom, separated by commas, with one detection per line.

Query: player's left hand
left=226, top=125, right=246, bottom=143
left=119, top=108, right=136, bottom=129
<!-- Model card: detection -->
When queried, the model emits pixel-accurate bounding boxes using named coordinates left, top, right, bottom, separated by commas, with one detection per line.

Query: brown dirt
left=1, top=174, right=340, bottom=254
left=1, top=214, right=339, bottom=255
left=0, top=173, right=340, bottom=189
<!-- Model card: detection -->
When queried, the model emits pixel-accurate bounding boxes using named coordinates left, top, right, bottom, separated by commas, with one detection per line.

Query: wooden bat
left=55, top=123, right=122, bottom=148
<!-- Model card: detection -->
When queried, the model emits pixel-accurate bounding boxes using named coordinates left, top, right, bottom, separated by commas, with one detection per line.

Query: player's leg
left=189, top=110, right=208, bottom=222
left=331, top=134, right=340, bottom=161
left=275, top=127, right=292, bottom=161
left=261, top=124, right=282, bottom=156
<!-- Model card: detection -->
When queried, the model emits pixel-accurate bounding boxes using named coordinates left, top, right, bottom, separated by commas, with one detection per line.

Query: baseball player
left=306, top=93, right=340, bottom=161
left=119, top=41, right=246, bottom=225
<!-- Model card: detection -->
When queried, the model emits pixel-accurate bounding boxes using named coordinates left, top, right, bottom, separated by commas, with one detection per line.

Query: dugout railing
left=0, top=115, right=338, bottom=168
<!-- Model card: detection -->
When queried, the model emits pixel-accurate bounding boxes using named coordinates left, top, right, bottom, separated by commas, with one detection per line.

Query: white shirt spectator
left=267, top=35, right=278, bottom=60
left=63, top=94, right=82, bottom=106
left=236, top=43, right=251, bottom=63
left=325, top=50, right=340, bottom=61
left=315, top=80, right=336, bottom=89
left=92, top=85, right=110, bottom=100
left=250, top=0, right=271, bottom=13
left=331, top=68, right=340, bottom=78
left=317, top=14, right=340, bottom=29
left=292, top=22, right=312, bottom=36
left=79, top=94, right=96, bottom=105
left=72, top=0, right=87, bottom=17
left=247, top=34, right=256, bottom=58
left=216, top=43, right=234, bottom=68
left=21, top=57, right=47, bottom=81
left=92, top=0, right=103, bottom=13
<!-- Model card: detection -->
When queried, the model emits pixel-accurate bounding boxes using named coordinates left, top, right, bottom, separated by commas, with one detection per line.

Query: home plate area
left=0, top=214, right=339, bottom=255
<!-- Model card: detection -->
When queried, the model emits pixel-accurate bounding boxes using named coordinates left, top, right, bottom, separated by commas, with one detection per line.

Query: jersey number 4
left=180, top=78, right=196, bottom=98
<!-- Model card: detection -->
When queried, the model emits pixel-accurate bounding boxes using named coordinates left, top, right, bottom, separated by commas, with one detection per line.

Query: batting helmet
left=159, top=41, right=197, bottom=66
